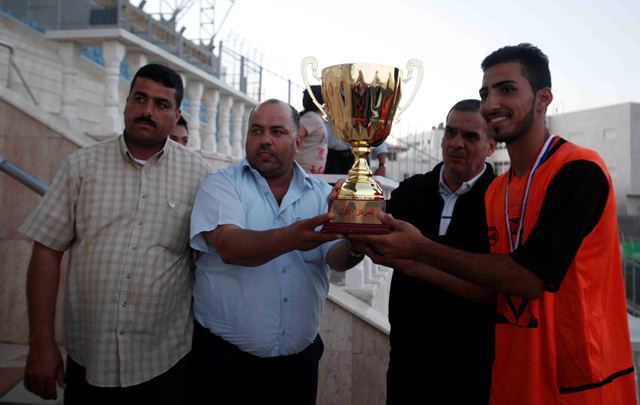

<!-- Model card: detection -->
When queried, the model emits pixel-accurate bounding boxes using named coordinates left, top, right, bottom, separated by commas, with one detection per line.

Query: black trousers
left=64, top=353, right=190, bottom=405
left=186, top=321, right=324, bottom=405
left=386, top=347, right=492, bottom=405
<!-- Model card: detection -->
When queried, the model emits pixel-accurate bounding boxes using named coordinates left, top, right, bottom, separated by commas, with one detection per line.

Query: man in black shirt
left=382, top=99, right=496, bottom=404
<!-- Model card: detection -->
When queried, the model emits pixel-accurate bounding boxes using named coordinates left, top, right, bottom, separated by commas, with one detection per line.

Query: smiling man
left=20, top=64, right=210, bottom=404
left=352, top=44, right=636, bottom=404
left=187, top=99, right=364, bottom=405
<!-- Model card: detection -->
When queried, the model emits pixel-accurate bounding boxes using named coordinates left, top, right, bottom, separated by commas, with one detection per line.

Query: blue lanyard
left=505, top=135, right=557, bottom=252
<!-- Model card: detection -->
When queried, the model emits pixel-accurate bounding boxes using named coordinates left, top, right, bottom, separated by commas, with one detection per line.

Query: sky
left=141, top=0, right=640, bottom=138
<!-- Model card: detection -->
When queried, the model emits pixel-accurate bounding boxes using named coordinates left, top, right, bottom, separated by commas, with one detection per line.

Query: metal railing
left=623, top=236, right=640, bottom=315
left=0, top=154, right=48, bottom=195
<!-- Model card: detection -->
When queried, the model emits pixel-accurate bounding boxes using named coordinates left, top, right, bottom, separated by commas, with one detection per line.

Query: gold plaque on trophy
left=302, top=57, right=423, bottom=234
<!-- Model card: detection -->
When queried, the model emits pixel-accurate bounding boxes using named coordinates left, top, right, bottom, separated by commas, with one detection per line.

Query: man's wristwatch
left=349, top=249, right=365, bottom=259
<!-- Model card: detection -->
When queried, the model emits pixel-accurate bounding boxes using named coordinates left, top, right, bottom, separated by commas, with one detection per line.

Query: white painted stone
left=186, top=80, right=204, bottom=149
left=230, top=101, right=245, bottom=157
left=126, top=51, right=148, bottom=76
left=100, top=40, right=126, bottom=135
left=217, top=94, right=233, bottom=155
left=58, top=41, right=79, bottom=124
left=202, top=88, right=220, bottom=152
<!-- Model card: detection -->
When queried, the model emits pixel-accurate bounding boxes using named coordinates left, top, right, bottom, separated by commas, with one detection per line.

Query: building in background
left=549, top=103, right=640, bottom=216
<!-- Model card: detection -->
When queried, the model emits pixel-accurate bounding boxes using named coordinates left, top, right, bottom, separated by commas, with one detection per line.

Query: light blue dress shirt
left=190, top=160, right=338, bottom=357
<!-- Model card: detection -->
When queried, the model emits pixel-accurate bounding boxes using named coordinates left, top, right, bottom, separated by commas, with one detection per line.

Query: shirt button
left=119, top=330, right=124, bottom=335
left=126, top=273, right=132, bottom=279
left=281, top=330, right=286, bottom=335
left=138, top=220, right=143, bottom=226
left=132, top=246, right=137, bottom=251
left=122, top=302, right=127, bottom=307
left=282, top=268, right=286, bottom=274
left=283, top=297, right=288, bottom=302
left=142, top=194, right=148, bottom=199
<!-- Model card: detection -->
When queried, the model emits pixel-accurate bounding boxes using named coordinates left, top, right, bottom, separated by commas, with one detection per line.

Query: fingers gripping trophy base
left=323, top=199, right=390, bottom=234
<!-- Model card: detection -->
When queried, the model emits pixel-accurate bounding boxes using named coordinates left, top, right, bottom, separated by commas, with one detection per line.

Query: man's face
left=123, top=77, right=179, bottom=149
left=479, top=62, right=537, bottom=144
left=170, top=124, right=189, bottom=146
left=441, top=110, right=495, bottom=183
left=246, top=102, right=301, bottom=179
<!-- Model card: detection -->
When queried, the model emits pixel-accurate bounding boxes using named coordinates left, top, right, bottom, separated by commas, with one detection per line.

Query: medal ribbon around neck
left=505, top=134, right=557, bottom=252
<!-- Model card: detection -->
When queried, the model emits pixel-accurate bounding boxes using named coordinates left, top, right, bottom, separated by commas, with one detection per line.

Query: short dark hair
left=251, top=99, right=300, bottom=135
left=447, top=99, right=480, bottom=117
left=446, top=99, right=491, bottom=139
left=481, top=43, right=551, bottom=92
left=301, top=85, right=323, bottom=114
left=176, top=115, right=189, bottom=133
left=130, top=63, right=184, bottom=107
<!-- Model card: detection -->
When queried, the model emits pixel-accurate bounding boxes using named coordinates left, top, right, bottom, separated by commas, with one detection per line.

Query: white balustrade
left=186, top=80, right=203, bottom=149
left=202, top=88, right=220, bottom=152
left=100, top=40, right=125, bottom=135
left=230, top=102, right=245, bottom=158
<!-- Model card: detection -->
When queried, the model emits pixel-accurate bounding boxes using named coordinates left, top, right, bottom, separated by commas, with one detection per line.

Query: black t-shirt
left=510, top=150, right=609, bottom=291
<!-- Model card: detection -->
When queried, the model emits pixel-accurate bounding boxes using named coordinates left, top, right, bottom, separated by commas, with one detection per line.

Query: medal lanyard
left=505, top=135, right=557, bottom=252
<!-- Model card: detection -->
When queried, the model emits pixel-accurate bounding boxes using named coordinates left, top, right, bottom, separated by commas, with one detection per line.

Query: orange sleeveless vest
left=486, top=138, right=636, bottom=404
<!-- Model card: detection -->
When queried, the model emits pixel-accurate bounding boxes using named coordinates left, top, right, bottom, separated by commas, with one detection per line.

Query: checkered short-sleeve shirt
left=20, top=135, right=210, bottom=387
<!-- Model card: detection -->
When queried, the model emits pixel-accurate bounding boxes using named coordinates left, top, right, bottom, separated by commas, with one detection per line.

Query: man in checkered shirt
left=19, top=64, right=210, bottom=404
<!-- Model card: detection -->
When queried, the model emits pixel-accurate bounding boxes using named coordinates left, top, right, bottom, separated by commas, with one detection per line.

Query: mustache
left=134, top=116, right=156, bottom=127
left=256, top=144, right=273, bottom=153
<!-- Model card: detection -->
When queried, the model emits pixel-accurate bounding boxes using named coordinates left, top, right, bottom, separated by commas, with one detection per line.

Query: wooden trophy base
left=322, top=198, right=390, bottom=234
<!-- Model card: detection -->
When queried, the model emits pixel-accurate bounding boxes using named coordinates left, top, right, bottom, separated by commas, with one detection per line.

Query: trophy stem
left=335, top=141, right=384, bottom=201
left=347, top=141, right=374, bottom=183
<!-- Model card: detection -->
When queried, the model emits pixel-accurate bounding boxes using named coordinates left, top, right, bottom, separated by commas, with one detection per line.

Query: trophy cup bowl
left=302, top=57, right=423, bottom=234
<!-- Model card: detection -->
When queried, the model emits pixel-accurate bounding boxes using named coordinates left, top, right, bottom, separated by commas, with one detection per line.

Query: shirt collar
left=439, top=163, right=487, bottom=197
left=118, top=133, right=170, bottom=166
left=240, top=159, right=315, bottom=191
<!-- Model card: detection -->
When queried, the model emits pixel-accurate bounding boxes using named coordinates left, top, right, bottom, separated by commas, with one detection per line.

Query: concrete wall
left=549, top=103, right=638, bottom=215
left=0, top=96, right=78, bottom=343
left=318, top=288, right=390, bottom=405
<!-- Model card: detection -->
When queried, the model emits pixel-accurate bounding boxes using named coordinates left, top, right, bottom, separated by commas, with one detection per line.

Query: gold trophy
left=301, top=57, right=423, bottom=233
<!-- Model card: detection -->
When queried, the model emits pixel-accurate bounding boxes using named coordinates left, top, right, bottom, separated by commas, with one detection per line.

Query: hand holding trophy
left=301, top=57, right=423, bottom=234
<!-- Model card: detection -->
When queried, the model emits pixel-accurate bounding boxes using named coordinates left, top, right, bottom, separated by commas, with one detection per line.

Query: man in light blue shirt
left=188, top=99, right=364, bottom=405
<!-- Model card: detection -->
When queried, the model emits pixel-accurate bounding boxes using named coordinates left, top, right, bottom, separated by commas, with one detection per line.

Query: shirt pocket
left=155, top=200, right=193, bottom=253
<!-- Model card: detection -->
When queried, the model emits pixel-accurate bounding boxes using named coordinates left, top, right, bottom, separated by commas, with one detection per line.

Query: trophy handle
left=395, top=59, right=424, bottom=121
left=301, top=56, right=327, bottom=120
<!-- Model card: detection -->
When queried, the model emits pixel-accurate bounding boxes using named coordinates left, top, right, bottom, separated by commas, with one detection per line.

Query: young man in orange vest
left=352, top=43, right=636, bottom=404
